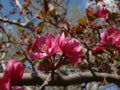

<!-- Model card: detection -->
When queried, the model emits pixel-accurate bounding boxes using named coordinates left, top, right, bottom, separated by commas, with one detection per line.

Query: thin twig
left=0, top=26, right=10, bottom=41
left=84, top=42, right=96, bottom=76
left=22, top=49, right=36, bottom=73
left=0, top=41, right=29, bottom=45
left=0, top=17, right=31, bottom=29
left=15, top=0, right=30, bottom=23
left=37, top=73, right=51, bottom=90
left=95, top=28, right=101, bottom=41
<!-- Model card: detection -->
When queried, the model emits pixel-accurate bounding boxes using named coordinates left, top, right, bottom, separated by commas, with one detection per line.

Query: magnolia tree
left=0, top=0, right=120, bottom=90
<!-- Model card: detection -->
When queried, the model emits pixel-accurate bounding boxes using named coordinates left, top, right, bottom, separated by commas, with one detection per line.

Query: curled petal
left=58, top=33, right=83, bottom=64
left=5, top=60, right=24, bottom=84
left=0, top=60, right=24, bottom=90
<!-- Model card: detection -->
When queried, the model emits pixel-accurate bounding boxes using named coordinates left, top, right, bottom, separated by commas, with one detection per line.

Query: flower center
left=41, top=44, right=48, bottom=52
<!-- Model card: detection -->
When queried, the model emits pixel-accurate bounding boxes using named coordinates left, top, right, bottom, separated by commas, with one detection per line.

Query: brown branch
left=83, top=42, right=96, bottom=76
left=8, top=72, right=120, bottom=86
left=44, top=0, right=49, bottom=13
left=0, top=41, right=29, bottom=45
left=0, top=17, right=33, bottom=29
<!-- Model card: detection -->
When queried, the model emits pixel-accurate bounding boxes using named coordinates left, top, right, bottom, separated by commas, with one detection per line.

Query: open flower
left=0, top=59, right=24, bottom=90
left=30, top=32, right=84, bottom=69
left=58, top=33, right=83, bottom=64
left=100, top=27, right=120, bottom=46
left=29, top=33, right=60, bottom=60
left=96, top=1, right=108, bottom=18
left=100, top=27, right=120, bottom=55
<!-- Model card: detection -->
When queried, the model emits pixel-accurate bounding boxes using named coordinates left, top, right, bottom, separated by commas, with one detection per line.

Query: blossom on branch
left=92, top=46, right=103, bottom=54
left=29, top=33, right=60, bottom=60
left=96, top=1, right=108, bottom=18
left=29, top=32, right=84, bottom=71
left=58, top=33, right=83, bottom=64
left=100, top=27, right=120, bottom=47
left=0, top=60, right=24, bottom=90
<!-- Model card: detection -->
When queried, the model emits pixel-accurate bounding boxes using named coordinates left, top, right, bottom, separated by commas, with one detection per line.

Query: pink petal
left=0, top=60, right=24, bottom=90
left=12, top=86, right=24, bottom=90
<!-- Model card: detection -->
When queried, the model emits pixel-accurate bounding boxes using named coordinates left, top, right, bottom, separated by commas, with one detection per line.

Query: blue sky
left=0, top=0, right=25, bottom=21
left=66, top=0, right=88, bottom=25
left=69, top=0, right=88, bottom=13
left=1, top=0, right=88, bottom=21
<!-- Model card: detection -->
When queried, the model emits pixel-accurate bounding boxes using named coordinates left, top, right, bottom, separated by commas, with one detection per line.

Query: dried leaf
left=21, top=58, right=27, bottom=63
left=10, top=10, right=16, bottom=15
left=64, top=20, right=70, bottom=30
left=0, top=42, right=3, bottom=49
left=14, top=51, right=24, bottom=57
left=86, top=9, right=97, bottom=21
left=71, top=25, right=84, bottom=34
left=24, top=0, right=30, bottom=4
left=26, top=44, right=32, bottom=53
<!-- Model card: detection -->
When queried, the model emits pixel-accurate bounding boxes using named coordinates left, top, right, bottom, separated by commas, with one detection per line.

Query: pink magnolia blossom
left=0, top=59, right=24, bottom=90
left=92, top=46, right=103, bottom=54
left=100, top=27, right=120, bottom=55
left=100, top=27, right=120, bottom=46
left=96, top=2, right=108, bottom=18
left=58, top=33, right=83, bottom=64
left=29, top=33, right=60, bottom=60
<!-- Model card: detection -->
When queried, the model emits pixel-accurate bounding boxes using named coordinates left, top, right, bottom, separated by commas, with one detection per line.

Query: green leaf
left=109, top=12, right=119, bottom=20
left=78, top=17, right=86, bottom=26
left=35, top=22, right=45, bottom=34
left=114, top=57, right=120, bottom=67
left=49, top=9, right=56, bottom=16
left=36, top=58, right=49, bottom=64
left=103, top=50, right=110, bottom=56
left=40, top=11, right=47, bottom=19
left=38, top=22, right=45, bottom=29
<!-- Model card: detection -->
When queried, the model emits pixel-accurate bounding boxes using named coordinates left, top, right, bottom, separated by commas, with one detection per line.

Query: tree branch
left=7, top=72, right=120, bottom=86
left=0, top=17, right=33, bottom=29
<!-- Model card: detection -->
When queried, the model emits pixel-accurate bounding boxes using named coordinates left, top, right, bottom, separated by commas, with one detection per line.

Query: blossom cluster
left=29, top=33, right=83, bottom=71
left=92, top=27, right=120, bottom=55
